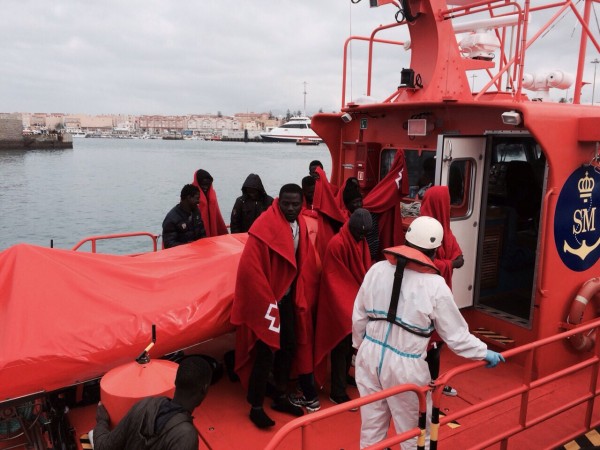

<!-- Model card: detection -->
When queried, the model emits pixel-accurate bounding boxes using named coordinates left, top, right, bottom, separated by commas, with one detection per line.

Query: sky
left=1, top=0, right=598, bottom=117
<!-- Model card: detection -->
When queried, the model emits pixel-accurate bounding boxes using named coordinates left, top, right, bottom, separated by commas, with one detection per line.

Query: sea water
left=0, top=139, right=330, bottom=253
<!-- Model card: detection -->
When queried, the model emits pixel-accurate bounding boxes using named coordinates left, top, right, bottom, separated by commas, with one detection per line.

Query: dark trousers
left=425, top=341, right=443, bottom=380
left=247, top=293, right=296, bottom=407
left=298, top=373, right=317, bottom=400
left=330, top=334, right=353, bottom=398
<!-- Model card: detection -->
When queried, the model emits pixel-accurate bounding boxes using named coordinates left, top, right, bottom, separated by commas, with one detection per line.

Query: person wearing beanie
left=313, top=208, right=372, bottom=406
left=362, top=150, right=410, bottom=260
left=192, top=169, right=228, bottom=237
left=337, top=178, right=381, bottom=262
left=352, top=216, right=504, bottom=449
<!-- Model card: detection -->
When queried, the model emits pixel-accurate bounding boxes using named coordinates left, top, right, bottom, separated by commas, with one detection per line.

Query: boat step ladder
left=472, top=327, right=515, bottom=349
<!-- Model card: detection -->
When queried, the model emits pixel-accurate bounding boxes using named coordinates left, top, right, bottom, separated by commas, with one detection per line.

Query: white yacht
left=260, top=116, right=322, bottom=143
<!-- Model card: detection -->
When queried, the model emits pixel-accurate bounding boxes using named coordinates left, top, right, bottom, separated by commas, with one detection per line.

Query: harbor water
left=0, top=139, right=331, bottom=253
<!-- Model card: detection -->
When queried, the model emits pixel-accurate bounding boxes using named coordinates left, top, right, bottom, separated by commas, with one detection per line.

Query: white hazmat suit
left=352, top=258, right=487, bottom=449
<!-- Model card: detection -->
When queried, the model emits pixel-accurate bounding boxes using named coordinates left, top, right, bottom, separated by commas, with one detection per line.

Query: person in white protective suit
left=352, top=216, right=505, bottom=449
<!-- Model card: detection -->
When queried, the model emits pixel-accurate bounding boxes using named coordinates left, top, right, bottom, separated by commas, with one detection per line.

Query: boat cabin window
left=283, top=123, right=309, bottom=129
left=448, top=158, right=474, bottom=218
left=379, top=148, right=397, bottom=180
left=403, top=149, right=437, bottom=190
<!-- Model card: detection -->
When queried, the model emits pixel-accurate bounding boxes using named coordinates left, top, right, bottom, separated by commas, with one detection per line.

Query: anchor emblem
left=563, top=238, right=600, bottom=261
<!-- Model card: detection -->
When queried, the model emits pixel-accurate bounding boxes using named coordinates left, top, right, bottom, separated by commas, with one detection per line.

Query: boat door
left=437, top=136, right=486, bottom=309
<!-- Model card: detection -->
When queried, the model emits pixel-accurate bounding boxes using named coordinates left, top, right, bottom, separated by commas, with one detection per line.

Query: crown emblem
left=579, top=171, right=595, bottom=203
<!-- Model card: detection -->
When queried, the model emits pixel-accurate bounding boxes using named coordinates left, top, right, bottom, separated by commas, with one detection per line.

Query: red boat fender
left=567, top=277, right=600, bottom=352
left=100, top=359, right=178, bottom=427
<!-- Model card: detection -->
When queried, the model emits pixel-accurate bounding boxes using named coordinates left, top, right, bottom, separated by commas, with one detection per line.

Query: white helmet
left=406, top=216, right=443, bottom=250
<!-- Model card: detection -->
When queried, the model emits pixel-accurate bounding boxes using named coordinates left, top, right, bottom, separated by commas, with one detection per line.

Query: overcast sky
left=1, top=0, right=598, bottom=117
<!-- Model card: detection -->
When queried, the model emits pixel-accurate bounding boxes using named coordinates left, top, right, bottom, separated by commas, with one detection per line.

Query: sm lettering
left=573, top=207, right=597, bottom=234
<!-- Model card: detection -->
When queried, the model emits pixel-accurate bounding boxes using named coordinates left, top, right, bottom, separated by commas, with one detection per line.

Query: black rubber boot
left=249, top=406, right=275, bottom=428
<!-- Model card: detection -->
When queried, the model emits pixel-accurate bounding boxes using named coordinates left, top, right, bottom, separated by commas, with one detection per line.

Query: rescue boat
left=2, top=0, right=600, bottom=448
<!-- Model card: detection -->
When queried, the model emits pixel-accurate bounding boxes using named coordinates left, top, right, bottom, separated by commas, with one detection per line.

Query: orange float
left=567, top=278, right=600, bottom=352
left=100, top=359, right=178, bottom=427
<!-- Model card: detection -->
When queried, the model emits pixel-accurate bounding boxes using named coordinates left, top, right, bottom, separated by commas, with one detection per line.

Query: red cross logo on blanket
left=264, top=302, right=280, bottom=333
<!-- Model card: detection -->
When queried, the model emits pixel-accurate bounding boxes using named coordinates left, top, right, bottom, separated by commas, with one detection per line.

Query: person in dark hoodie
left=230, top=174, right=274, bottom=233
left=91, top=356, right=212, bottom=450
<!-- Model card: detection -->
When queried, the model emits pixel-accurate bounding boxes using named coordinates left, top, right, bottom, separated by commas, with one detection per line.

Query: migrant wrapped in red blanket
left=0, top=234, right=246, bottom=402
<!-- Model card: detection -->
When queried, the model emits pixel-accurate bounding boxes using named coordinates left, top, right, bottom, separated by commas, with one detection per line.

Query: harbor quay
left=2, top=111, right=289, bottom=140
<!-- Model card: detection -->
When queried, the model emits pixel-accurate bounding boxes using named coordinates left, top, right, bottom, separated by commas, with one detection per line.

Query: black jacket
left=162, top=204, right=206, bottom=249
left=230, top=174, right=273, bottom=233
left=93, top=397, right=198, bottom=450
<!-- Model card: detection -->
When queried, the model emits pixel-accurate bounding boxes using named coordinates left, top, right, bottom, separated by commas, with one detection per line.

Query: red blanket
left=419, top=186, right=462, bottom=288
left=301, top=209, right=321, bottom=271
left=312, top=167, right=346, bottom=261
left=335, top=178, right=357, bottom=221
left=192, top=171, right=228, bottom=237
left=231, top=199, right=319, bottom=388
left=314, top=222, right=371, bottom=385
left=363, top=150, right=409, bottom=259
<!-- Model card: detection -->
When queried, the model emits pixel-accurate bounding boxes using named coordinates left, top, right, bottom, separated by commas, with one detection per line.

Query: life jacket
left=372, top=245, right=440, bottom=337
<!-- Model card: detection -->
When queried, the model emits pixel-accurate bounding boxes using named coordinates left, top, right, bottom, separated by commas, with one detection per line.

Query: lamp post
left=471, top=74, right=478, bottom=92
left=592, top=59, right=600, bottom=106
left=303, top=81, right=308, bottom=116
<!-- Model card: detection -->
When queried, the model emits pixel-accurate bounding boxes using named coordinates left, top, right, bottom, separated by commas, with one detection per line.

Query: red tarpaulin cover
left=0, top=234, right=246, bottom=402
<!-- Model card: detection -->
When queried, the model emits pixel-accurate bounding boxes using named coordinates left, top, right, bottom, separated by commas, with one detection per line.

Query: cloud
left=0, top=0, right=597, bottom=114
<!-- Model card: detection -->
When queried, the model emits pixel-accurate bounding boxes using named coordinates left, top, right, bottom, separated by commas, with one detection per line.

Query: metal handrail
left=71, top=231, right=160, bottom=253
left=264, top=384, right=429, bottom=450
left=264, top=317, right=600, bottom=449
left=431, top=316, right=600, bottom=449
left=342, top=34, right=405, bottom=108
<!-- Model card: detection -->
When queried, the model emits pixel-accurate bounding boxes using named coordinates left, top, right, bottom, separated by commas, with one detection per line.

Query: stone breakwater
left=0, top=134, right=73, bottom=150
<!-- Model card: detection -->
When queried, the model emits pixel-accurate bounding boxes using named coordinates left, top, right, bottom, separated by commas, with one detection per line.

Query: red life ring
left=567, top=277, right=600, bottom=351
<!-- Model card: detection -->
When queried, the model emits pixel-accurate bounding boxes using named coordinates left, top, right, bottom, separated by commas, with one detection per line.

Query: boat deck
left=4, top=332, right=600, bottom=449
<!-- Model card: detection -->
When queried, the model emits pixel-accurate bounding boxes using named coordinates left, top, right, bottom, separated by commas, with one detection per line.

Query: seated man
left=162, top=184, right=206, bottom=249
left=92, top=356, right=213, bottom=450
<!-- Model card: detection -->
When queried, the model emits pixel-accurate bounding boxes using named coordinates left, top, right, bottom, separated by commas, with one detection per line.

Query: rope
left=541, top=0, right=581, bottom=39
left=593, top=2, right=600, bottom=38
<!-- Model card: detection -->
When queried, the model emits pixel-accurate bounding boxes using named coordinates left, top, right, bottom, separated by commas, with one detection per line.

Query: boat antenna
left=135, top=324, right=156, bottom=364
left=303, top=81, right=308, bottom=116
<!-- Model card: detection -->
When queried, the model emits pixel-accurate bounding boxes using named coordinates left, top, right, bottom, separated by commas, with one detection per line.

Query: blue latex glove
left=484, top=350, right=505, bottom=368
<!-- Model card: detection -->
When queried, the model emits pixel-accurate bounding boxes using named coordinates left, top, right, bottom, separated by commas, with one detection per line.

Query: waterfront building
left=9, top=111, right=288, bottom=138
